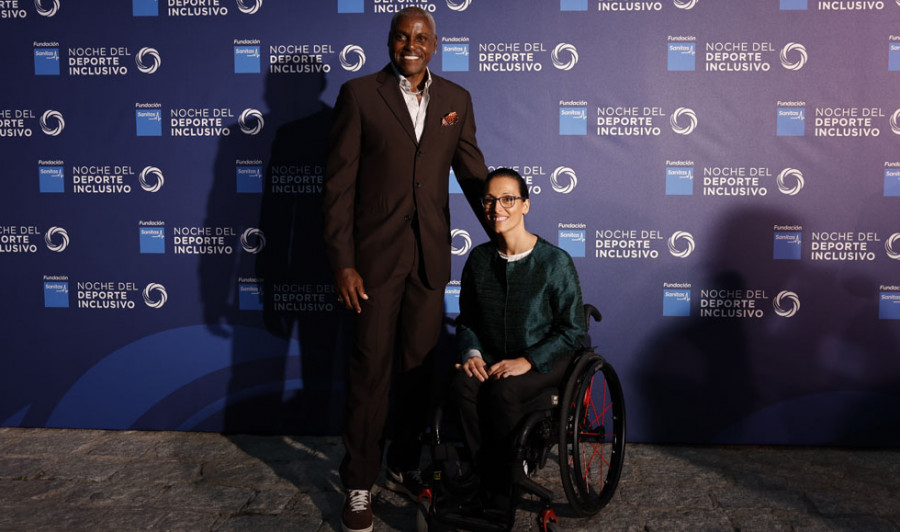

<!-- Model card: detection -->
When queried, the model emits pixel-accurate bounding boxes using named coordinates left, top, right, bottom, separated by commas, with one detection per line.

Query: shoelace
left=347, top=489, right=369, bottom=512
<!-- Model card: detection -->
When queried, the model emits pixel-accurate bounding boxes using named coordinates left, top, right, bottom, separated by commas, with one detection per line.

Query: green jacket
left=456, top=237, right=586, bottom=373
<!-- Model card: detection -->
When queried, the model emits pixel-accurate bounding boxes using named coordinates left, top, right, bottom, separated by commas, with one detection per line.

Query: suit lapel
left=376, top=65, right=418, bottom=145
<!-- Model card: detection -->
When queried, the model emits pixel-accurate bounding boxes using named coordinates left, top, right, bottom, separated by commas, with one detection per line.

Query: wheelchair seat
left=418, top=304, right=626, bottom=532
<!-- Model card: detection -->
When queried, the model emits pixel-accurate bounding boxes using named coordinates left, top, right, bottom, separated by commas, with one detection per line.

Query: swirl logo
left=136, top=47, right=162, bottom=74
left=673, top=0, right=698, bottom=9
left=667, top=231, right=695, bottom=258
left=139, top=166, right=165, bottom=193
left=550, top=166, right=578, bottom=194
left=451, top=229, right=472, bottom=256
left=40, top=110, right=65, bottom=136
left=777, top=168, right=805, bottom=196
left=890, top=109, right=900, bottom=135
left=780, top=42, right=808, bottom=71
left=143, top=283, right=168, bottom=309
left=44, top=226, right=69, bottom=252
left=236, top=0, right=262, bottom=14
left=447, top=0, right=471, bottom=10
left=340, top=45, right=366, bottom=72
left=551, top=43, right=579, bottom=71
left=239, top=108, right=264, bottom=135
left=773, top=291, right=800, bottom=317
left=670, top=107, right=697, bottom=135
left=34, top=0, right=59, bottom=17
left=241, top=227, right=267, bottom=254
left=886, top=233, right=900, bottom=260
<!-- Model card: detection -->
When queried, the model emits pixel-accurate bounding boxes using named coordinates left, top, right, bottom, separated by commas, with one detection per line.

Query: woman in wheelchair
left=451, top=167, right=586, bottom=513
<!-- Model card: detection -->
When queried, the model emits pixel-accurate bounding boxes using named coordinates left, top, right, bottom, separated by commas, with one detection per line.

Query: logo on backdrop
left=885, top=233, right=900, bottom=260
left=698, top=287, right=770, bottom=319
left=773, top=225, right=802, bottom=260
left=814, top=105, right=884, bottom=137
left=662, top=283, right=691, bottom=317
left=810, top=230, right=880, bottom=262
left=267, top=280, right=336, bottom=313
left=890, top=36, right=900, bottom=71
left=594, top=229, right=694, bottom=259
left=474, top=40, right=579, bottom=73
left=450, top=229, right=472, bottom=256
left=267, top=163, right=324, bottom=194
left=1, top=1, right=29, bottom=18
left=550, top=166, right=578, bottom=194
left=890, top=109, right=900, bottom=135
left=43, top=276, right=69, bottom=308
left=886, top=162, right=900, bottom=196
left=239, top=108, right=264, bottom=135
left=44, top=227, right=69, bottom=252
left=339, top=45, right=366, bottom=72
left=35, top=0, right=59, bottom=17
left=880, top=286, right=900, bottom=320
left=265, top=41, right=359, bottom=74
left=367, top=0, right=438, bottom=13
left=559, top=101, right=588, bottom=135
left=43, top=278, right=168, bottom=310
left=781, top=0, right=892, bottom=11
left=697, top=40, right=807, bottom=72
left=240, top=228, right=266, bottom=254
left=773, top=291, right=800, bottom=318
left=594, top=105, right=695, bottom=136
left=139, top=221, right=165, bottom=254
left=172, top=226, right=237, bottom=255
left=558, top=223, right=586, bottom=258
left=38, top=163, right=163, bottom=194
left=777, top=168, right=805, bottom=195
left=447, top=0, right=472, bottom=11
left=0, top=225, right=70, bottom=254
left=668, top=163, right=804, bottom=197
left=776, top=101, right=806, bottom=136
left=485, top=164, right=576, bottom=195
left=135, top=0, right=263, bottom=17
left=135, top=103, right=163, bottom=136
left=445, top=280, right=461, bottom=314
left=442, top=38, right=470, bottom=72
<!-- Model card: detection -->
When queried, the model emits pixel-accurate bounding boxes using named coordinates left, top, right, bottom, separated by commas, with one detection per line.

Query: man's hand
left=335, top=267, right=368, bottom=313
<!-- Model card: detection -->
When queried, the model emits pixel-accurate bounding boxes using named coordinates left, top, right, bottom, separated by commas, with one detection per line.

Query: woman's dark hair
left=484, top=167, right=529, bottom=199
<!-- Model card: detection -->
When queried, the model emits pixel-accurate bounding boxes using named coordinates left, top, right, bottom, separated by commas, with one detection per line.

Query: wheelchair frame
left=417, top=305, right=626, bottom=532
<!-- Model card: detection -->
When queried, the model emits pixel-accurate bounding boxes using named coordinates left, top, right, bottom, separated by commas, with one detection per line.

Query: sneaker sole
left=341, top=521, right=373, bottom=532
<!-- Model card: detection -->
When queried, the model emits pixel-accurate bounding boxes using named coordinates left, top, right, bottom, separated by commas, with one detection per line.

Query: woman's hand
left=487, top=357, right=532, bottom=380
left=456, top=357, right=490, bottom=382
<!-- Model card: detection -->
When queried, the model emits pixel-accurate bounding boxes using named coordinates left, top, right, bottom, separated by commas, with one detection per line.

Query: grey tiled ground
left=0, top=428, right=898, bottom=531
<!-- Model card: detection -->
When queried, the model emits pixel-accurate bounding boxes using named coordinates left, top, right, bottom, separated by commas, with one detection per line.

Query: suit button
left=416, top=151, right=424, bottom=158
left=404, top=215, right=411, bottom=222
left=415, top=182, right=422, bottom=188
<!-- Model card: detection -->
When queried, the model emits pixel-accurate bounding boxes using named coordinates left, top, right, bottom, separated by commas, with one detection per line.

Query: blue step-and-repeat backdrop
left=2, top=0, right=899, bottom=445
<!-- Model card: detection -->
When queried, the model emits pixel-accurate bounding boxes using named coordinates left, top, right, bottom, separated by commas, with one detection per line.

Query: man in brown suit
left=321, top=7, right=487, bottom=532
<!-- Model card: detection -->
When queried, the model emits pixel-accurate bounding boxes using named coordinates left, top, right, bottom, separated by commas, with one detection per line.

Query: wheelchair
left=416, top=304, right=626, bottom=531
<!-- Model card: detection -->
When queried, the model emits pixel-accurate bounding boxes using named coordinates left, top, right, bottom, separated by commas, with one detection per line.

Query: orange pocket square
left=442, top=112, right=459, bottom=126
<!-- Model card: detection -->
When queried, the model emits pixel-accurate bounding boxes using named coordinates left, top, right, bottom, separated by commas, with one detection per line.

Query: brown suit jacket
left=322, top=65, right=487, bottom=289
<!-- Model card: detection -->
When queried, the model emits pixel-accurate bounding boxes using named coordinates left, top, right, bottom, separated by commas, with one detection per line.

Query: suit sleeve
left=450, top=92, right=490, bottom=235
left=322, top=83, right=362, bottom=272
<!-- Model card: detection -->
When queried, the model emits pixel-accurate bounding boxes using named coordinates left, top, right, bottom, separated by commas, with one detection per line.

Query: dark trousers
left=339, top=234, right=444, bottom=490
left=450, top=355, right=570, bottom=490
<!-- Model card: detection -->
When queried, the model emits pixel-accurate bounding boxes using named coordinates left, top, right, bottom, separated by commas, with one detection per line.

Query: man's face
left=388, top=14, right=437, bottom=81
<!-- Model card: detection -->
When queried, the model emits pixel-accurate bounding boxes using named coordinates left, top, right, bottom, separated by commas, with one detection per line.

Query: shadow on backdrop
left=635, top=205, right=900, bottom=446
left=194, top=68, right=350, bottom=436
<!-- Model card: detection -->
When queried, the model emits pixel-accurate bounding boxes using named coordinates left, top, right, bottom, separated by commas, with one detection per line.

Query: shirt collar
left=391, top=63, right=432, bottom=96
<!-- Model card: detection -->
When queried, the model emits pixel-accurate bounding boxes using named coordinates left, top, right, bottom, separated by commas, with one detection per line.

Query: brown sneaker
left=341, top=489, right=373, bottom=532
left=385, top=468, right=429, bottom=502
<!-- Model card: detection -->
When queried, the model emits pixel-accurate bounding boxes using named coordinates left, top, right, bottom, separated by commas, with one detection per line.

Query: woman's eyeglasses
left=480, top=195, right=523, bottom=209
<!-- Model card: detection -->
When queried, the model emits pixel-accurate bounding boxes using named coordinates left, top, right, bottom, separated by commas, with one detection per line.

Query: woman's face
left=483, top=176, right=529, bottom=235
